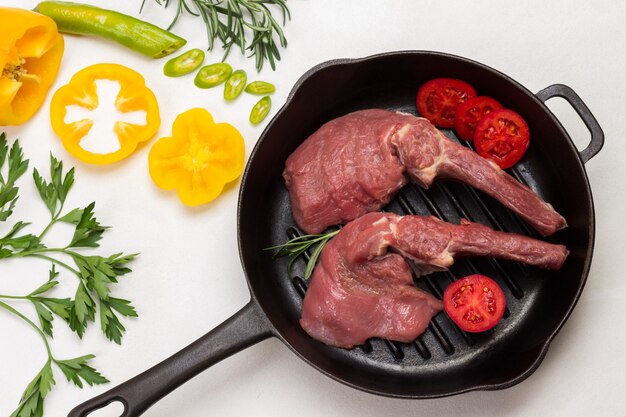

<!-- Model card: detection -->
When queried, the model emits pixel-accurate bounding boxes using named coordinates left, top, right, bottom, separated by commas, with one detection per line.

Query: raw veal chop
left=300, top=212, right=568, bottom=348
left=283, top=109, right=566, bottom=236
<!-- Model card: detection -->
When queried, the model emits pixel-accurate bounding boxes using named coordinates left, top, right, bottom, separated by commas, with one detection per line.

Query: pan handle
left=67, top=300, right=273, bottom=417
left=536, top=84, right=604, bottom=164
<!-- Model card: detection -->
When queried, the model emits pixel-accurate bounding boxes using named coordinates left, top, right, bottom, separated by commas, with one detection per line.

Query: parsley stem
left=13, top=247, right=82, bottom=276
left=0, top=293, right=28, bottom=300
left=0, top=299, right=53, bottom=358
left=28, top=253, right=81, bottom=277
left=18, top=247, right=64, bottom=255
left=38, top=202, right=64, bottom=240
left=38, top=218, right=58, bottom=240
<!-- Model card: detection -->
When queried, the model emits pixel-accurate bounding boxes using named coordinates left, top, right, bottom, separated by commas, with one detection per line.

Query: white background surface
left=1, top=1, right=625, bottom=416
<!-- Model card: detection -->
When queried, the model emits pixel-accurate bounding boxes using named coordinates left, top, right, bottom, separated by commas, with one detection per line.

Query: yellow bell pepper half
left=0, top=7, right=64, bottom=126
left=50, top=63, right=160, bottom=164
left=149, top=108, right=245, bottom=206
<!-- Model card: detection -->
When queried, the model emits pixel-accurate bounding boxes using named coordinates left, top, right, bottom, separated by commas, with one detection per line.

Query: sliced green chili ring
left=224, top=70, right=247, bottom=101
left=163, top=49, right=205, bottom=77
left=245, top=81, right=276, bottom=95
left=194, top=63, right=233, bottom=88
left=250, top=96, right=271, bottom=125
left=34, top=1, right=186, bottom=58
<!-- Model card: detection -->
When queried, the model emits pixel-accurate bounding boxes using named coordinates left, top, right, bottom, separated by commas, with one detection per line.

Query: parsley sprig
left=0, top=134, right=28, bottom=221
left=0, top=133, right=138, bottom=417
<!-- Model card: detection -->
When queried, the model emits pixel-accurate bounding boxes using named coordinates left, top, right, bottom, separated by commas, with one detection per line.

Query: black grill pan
left=68, top=51, right=604, bottom=416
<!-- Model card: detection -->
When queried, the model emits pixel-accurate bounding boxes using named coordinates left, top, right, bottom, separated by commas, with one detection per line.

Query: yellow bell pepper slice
left=50, top=63, right=160, bottom=164
left=149, top=108, right=245, bottom=206
left=0, top=7, right=64, bottom=126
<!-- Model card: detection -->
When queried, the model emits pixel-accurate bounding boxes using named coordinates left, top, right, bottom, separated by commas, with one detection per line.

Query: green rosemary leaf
left=266, top=229, right=339, bottom=279
left=149, top=0, right=291, bottom=71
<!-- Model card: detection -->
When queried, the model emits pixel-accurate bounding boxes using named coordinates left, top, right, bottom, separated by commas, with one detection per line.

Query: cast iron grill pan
left=68, top=52, right=603, bottom=416
left=248, top=59, right=601, bottom=397
left=264, top=109, right=562, bottom=396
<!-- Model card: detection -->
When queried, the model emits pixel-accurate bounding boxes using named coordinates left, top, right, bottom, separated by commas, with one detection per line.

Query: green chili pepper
left=194, top=63, right=233, bottom=88
left=245, top=81, right=276, bottom=95
left=224, top=70, right=247, bottom=101
left=34, top=1, right=186, bottom=58
left=249, top=96, right=271, bottom=125
left=163, top=49, right=205, bottom=77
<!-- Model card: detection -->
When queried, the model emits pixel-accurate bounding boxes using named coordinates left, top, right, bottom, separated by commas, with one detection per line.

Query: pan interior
left=238, top=52, right=594, bottom=398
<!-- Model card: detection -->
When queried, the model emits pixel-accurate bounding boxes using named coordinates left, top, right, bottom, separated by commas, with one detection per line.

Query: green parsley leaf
left=107, top=297, right=138, bottom=318
left=0, top=132, right=7, bottom=174
left=29, top=267, right=59, bottom=296
left=10, top=362, right=55, bottom=417
left=0, top=135, right=29, bottom=222
left=49, top=264, right=59, bottom=281
left=99, top=298, right=137, bottom=345
left=39, top=298, right=72, bottom=321
left=69, top=283, right=96, bottom=338
left=33, top=169, right=57, bottom=216
left=50, top=155, right=74, bottom=204
left=108, top=252, right=139, bottom=277
left=1, top=221, right=31, bottom=240
left=55, top=355, right=108, bottom=388
left=0, top=133, right=136, bottom=415
left=0, top=187, right=19, bottom=219
left=1, top=233, right=43, bottom=250
left=8, top=140, right=29, bottom=184
left=68, top=203, right=108, bottom=248
left=58, top=207, right=83, bottom=224
left=32, top=301, right=54, bottom=337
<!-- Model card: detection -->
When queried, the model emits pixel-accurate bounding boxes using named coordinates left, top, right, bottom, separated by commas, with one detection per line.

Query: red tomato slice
left=453, top=96, right=503, bottom=141
left=416, top=78, right=476, bottom=128
left=443, top=274, right=506, bottom=333
left=474, top=109, right=530, bottom=169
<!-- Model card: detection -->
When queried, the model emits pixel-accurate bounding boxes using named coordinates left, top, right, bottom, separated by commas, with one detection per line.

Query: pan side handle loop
left=67, top=300, right=273, bottom=417
left=536, top=84, right=604, bottom=164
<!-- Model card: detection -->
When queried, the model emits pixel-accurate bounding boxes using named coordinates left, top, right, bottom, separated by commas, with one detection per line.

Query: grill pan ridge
left=68, top=51, right=604, bottom=416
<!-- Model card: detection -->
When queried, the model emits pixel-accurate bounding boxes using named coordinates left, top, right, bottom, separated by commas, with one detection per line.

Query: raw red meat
left=300, top=212, right=568, bottom=348
left=283, top=109, right=566, bottom=236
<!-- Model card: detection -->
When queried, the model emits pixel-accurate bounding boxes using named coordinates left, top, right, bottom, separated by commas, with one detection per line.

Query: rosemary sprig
left=265, top=230, right=339, bottom=280
left=144, top=0, right=290, bottom=71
